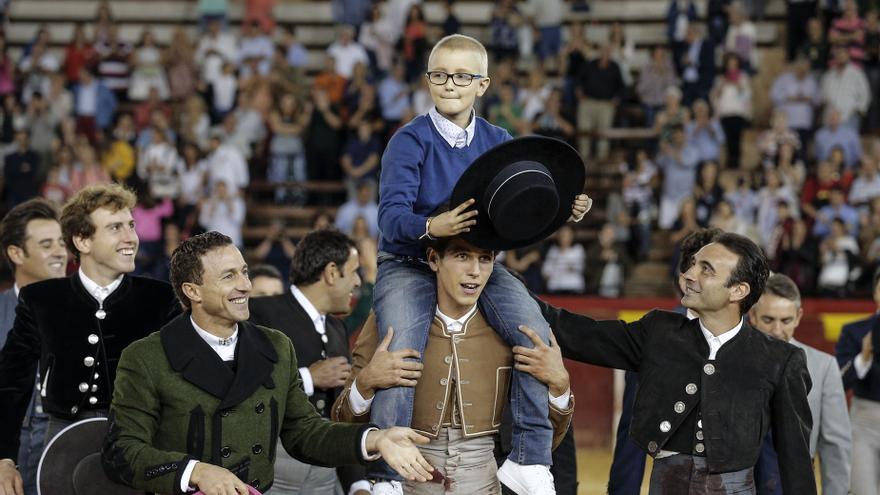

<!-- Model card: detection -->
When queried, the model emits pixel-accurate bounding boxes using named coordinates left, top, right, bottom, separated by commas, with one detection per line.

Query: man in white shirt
left=205, top=132, right=249, bottom=197
left=195, top=19, right=239, bottom=85
left=326, top=25, right=370, bottom=80
left=821, top=46, right=872, bottom=129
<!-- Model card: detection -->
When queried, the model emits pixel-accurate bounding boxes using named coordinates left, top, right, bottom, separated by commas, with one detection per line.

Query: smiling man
left=103, top=232, right=434, bottom=495
left=0, top=184, right=180, bottom=495
left=533, top=233, right=816, bottom=494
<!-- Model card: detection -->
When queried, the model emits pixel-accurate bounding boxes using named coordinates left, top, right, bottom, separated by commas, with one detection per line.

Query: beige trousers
left=404, top=427, right=500, bottom=495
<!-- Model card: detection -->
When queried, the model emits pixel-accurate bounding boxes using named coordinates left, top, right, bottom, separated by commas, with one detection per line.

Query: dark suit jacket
left=247, top=291, right=364, bottom=489
left=836, top=314, right=880, bottom=400
left=540, top=304, right=816, bottom=494
left=0, top=274, right=180, bottom=460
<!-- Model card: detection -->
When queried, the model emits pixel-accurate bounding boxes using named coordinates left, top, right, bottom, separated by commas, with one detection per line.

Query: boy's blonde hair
left=428, top=34, right=489, bottom=75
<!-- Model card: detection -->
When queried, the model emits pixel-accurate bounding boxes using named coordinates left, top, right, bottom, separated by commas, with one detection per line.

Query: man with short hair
left=248, top=264, right=285, bottom=298
left=103, top=231, right=433, bottom=494
left=248, top=229, right=370, bottom=494
left=0, top=184, right=181, bottom=495
left=750, top=274, right=852, bottom=495
left=0, top=199, right=67, bottom=495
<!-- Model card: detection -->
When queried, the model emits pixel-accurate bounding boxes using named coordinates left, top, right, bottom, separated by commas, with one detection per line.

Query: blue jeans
left=18, top=401, right=48, bottom=495
left=369, top=253, right=553, bottom=480
left=537, top=26, right=562, bottom=61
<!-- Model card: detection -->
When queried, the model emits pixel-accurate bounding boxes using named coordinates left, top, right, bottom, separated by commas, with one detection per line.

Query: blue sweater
left=378, top=114, right=511, bottom=258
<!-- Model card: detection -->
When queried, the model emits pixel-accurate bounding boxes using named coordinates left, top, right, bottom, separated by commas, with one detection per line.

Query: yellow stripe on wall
left=821, top=313, right=872, bottom=342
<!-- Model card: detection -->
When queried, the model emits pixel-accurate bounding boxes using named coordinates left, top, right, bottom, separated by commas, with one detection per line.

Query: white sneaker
left=497, top=460, right=556, bottom=495
left=372, top=480, right=404, bottom=495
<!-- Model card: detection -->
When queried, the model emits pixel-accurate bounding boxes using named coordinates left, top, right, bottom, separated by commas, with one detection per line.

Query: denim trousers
left=369, top=253, right=553, bottom=480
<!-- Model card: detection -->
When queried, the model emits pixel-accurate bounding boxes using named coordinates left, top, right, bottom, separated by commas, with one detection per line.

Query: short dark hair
left=715, top=232, right=770, bottom=314
left=678, top=228, right=724, bottom=274
left=289, top=229, right=356, bottom=285
left=169, top=231, right=234, bottom=310
left=424, top=236, right=495, bottom=260
left=0, top=199, right=60, bottom=272
left=61, top=183, right=136, bottom=262
left=764, top=273, right=801, bottom=307
left=249, top=264, right=282, bottom=281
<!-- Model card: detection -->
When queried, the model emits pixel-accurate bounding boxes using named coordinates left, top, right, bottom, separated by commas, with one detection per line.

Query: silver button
left=321, top=334, right=328, bottom=344
left=703, top=363, right=715, bottom=375
left=95, top=309, right=106, bottom=320
left=685, top=383, right=697, bottom=395
left=89, top=396, right=98, bottom=405
left=444, top=356, right=452, bottom=364
left=87, top=334, right=99, bottom=345
left=78, top=382, right=89, bottom=393
left=94, top=373, right=99, bottom=379
left=696, top=431, right=704, bottom=440
left=440, top=378, right=448, bottom=386
left=695, top=443, right=705, bottom=453
left=70, top=406, right=78, bottom=414
left=647, top=441, right=658, bottom=453
left=674, top=401, right=685, bottom=414
left=83, top=356, right=95, bottom=367
left=660, top=421, right=671, bottom=433
left=698, top=419, right=703, bottom=428
left=91, top=384, right=98, bottom=392
left=315, top=399, right=325, bottom=410
left=436, top=401, right=444, bottom=410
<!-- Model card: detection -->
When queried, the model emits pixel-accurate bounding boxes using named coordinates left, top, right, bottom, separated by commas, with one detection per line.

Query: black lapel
left=161, top=313, right=235, bottom=400
left=217, top=321, right=278, bottom=410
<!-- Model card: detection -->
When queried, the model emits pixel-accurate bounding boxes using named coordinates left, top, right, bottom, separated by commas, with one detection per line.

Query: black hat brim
left=450, top=136, right=586, bottom=251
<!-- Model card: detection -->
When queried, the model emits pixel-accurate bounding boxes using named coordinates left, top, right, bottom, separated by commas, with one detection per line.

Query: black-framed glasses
left=425, top=71, right=484, bottom=87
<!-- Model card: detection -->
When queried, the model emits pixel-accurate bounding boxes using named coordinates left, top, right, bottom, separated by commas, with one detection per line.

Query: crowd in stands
left=0, top=0, right=878, bottom=298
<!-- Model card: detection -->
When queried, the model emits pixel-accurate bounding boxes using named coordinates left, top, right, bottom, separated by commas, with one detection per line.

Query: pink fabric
left=132, top=198, right=174, bottom=242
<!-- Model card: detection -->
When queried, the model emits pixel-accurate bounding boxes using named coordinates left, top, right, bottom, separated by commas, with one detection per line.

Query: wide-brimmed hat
left=449, top=136, right=586, bottom=251
left=38, top=417, right=142, bottom=495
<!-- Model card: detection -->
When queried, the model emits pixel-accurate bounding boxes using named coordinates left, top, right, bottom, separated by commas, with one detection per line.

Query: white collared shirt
left=436, top=304, right=478, bottom=333
left=78, top=269, right=123, bottom=305
left=290, top=284, right=326, bottom=397
left=699, top=317, right=744, bottom=360
left=191, top=317, right=239, bottom=362
left=428, top=106, right=476, bottom=148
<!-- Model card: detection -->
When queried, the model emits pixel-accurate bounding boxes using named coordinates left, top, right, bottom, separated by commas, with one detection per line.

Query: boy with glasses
left=373, top=34, right=589, bottom=495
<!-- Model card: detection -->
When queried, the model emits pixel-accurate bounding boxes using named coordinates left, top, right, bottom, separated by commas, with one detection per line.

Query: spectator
left=0, top=35, right=14, bottom=97
left=711, top=53, right=752, bottom=168
left=268, top=93, right=310, bottom=204
left=128, top=29, right=169, bottom=101
left=164, top=27, right=198, bottom=101
left=304, top=87, right=343, bottom=191
left=335, top=179, right=379, bottom=238
left=178, top=95, right=210, bottom=150
left=531, top=88, right=576, bottom=141
left=770, top=207, right=816, bottom=290
left=93, top=1, right=115, bottom=44
left=489, top=81, right=527, bottom=137
left=269, top=44, right=307, bottom=102
left=41, top=166, right=70, bottom=207
left=327, top=25, right=370, bottom=80
left=774, top=141, right=807, bottom=191
left=850, top=157, right=880, bottom=207
left=757, top=110, right=801, bottom=165
left=770, top=57, right=821, bottom=146
left=519, top=70, right=553, bottom=124
left=802, top=159, right=854, bottom=223
left=377, top=61, right=411, bottom=134
left=134, top=86, right=173, bottom=131
left=667, top=0, right=698, bottom=73
left=621, top=149, right=656, bottom=258
left=176, top=141, right=208, bottom=235
left=102, top=120, right=136, bottom=183
left=251, top=221, right=296, bottom=286
left=205, top=130, right=249, bottom=196
left=284, top=26, right=310, bottom=70
left=559, top=21, right=592, bottom=107
left=821, top=45, right=871, bottom=128
left=19, top=41, right=59, bottom=105
left=680, top=24, right=717, bottom=105
left=341, top=119, right=381, bottom=200
left=3, top=130, right=41, bottom=208
left=195, top=18, right=238, bottom=88
left=139, top=128, right=183, bottom=199
left=814, top=186, right=860, bottom=238
left=95, top=24, right=132, bottom=101
left=228, top=92, right=266, bottom=160
left=587, top=223, right=629, bottom=297
left=73, top=67, right=117, bottom=148
left=694, top=161, right=725, bottom=226
left=503, top=243, right=545, bottom=293
left=135, top=109, right=176, bottom=152
left=198, top=180, right=246, bottom=246
left=608, top=21, right=637, bottom=87
left=787, top=0, right=819, bottom=60
left=668, top=197, right=701, bottom=273
left=210, top=61, right=238, bottom=122
left=707, top=0, right=731, bottom=44
left=238, top=20, right=274, bottom=75
left=710, top=198, right=754, bottom=236
left=685, top=99, right=725, bottom=163
left=132, top=186, right=174, bottom=278
left=401, top=5, right=428, bottom=82
left=636, top=46, right=678, bottom=127
left=63, top=23, right=96, bottom=85
left=576, top=44, right=625, bottom=161
left=69, top=143, right=111, bottom=191
left=46, top=73, right=73, bottom=126
left=359, top=3, right=396, bottom=73
left=657, top=125, right=701, bottom=228
left=542, top=224, right=586, bottom=294
left=815, top=108, right=864, bottom=167
left=801, top=17, right=830, bottom=73
left=348, top=82, right=381, bottom=133
left=440, top=0, right=461, bottom=37
left=817, top=217, right=860, bottom=295
left=490, top=0, right=522, bottom=62
left=830, top=0, right=867, bottom=66
left=313, top=54, right=347, bottom=105
left=330, top=0, right=373, bottom=28
left=724, top=173, right=761, bottom=226
left=724, top=1, right=759, bottom=72
left=758, top=168, right=799, bottom=251
left=197, top=0, right=229, bottom=30
left=866, top=10, right=880, bottom=130
left=245, top=0, right=276, bottom=34
left=524, top=0, right=566, bottom=62
left=25, top=93, right=55, bottom=174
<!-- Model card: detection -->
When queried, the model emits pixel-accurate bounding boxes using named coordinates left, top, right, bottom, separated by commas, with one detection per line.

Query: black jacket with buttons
left=0, top=274, right=180, bottom=460
left=538, top=303, right=816, bottom=495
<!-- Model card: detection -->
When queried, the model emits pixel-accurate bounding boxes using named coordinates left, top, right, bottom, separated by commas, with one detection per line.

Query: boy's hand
left=568, top=194, right=592, bottom=223
left=429, top=199, right=478, bottom=238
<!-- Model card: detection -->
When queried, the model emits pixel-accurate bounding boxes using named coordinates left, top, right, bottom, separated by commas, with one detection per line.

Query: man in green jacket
left=102, top=231, right=434, bottom=495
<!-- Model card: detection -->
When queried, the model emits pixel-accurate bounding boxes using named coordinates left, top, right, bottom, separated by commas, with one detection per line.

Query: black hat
left=38, top=417, right=142, bottom=495
left=449, top=136, right=585, bottom=251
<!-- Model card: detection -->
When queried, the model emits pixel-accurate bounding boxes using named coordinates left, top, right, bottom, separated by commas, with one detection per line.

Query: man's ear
left=427, top=248, right=440, bottom=273
left=72, top=235, right=91, bottom=257
left=476, top=76, right=491, bottom=97
left=322, top=262, right=339, bottom=285
left=6, top=245, right=25, bottom=267
left=730, top=282, right=750, bottom=304
left=182, top=282, right=201, bottom=306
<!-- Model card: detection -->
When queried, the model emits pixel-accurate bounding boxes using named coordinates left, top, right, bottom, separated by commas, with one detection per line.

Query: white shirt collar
left=78, top=268, right=124, bottom=304
left=290, top=284, right=326, bottom=334
left=191, top=316, right=239, bottom=362
left=685, top=308, right=699, bottom=320
left=435, top=304, right=478, bottom=333
left=699, top=317, right=744, bottom=360
left=428, top=106, right=476, bottom=148
left=13, top=284, right=20, bottom=297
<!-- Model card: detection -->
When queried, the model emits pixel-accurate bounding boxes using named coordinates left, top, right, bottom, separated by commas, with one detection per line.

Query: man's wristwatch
left=419, top=217, right=435, bottom=241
